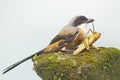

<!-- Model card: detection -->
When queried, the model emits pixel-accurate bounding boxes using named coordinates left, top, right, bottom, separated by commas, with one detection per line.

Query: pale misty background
left=0, top=0, right=120, bottom=80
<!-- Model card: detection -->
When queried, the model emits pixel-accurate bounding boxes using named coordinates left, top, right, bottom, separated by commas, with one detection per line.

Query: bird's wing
left=49, top=31, right=79, bottom=45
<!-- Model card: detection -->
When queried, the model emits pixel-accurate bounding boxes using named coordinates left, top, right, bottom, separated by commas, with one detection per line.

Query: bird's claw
left=61, top=50, right=74, bottom=53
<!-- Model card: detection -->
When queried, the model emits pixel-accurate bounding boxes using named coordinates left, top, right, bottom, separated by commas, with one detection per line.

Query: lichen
left=33, top=47, right=120, bottom=80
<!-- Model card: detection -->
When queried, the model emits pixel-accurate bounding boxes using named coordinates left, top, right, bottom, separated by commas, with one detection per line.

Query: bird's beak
left=86, top=19, right=94, bottom=23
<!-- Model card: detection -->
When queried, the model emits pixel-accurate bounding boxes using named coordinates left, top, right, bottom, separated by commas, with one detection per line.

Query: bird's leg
left=61, top=49, right=74, bottom=53
left=60, top=47, right=74, bottom=53
left=91, top=45, right=100, bottom=50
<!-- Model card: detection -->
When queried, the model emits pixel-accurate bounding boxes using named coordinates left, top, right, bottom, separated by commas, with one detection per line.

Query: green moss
left=33, top=47, right=120, bottom=80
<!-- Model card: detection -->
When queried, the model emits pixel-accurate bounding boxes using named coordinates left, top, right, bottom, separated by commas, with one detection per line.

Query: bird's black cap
left=72, top=16, right=94, bottom=27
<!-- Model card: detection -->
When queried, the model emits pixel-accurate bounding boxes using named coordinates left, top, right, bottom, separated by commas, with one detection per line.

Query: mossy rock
left=32, top=47, right=120, bottom=80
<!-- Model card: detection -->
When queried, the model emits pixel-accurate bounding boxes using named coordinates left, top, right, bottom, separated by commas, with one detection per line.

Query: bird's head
left=69, top=15, right=94, bottom=27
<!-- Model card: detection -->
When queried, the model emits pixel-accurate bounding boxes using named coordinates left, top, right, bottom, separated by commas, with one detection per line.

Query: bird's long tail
left=2, top=39, right=69, bottom=74
left=2, top=50, right=44, bottom=74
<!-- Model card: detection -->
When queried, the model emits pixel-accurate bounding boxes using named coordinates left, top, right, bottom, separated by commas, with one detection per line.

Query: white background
left=0, top=0, right=120, bottom=80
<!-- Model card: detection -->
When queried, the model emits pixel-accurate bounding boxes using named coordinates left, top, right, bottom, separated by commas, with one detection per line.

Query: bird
left=3, top=15, right=94, bottom=74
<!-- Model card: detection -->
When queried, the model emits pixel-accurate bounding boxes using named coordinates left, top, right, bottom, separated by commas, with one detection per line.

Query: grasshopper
left=73, top=23, right=101, bottom=55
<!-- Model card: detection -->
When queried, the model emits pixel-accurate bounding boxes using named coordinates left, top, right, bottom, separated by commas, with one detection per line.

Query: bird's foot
left=61, top=50, right=74, bottom=53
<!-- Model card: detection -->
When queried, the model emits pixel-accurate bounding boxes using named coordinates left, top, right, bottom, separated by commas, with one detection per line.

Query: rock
left=32, top=47, right=120, bottom=80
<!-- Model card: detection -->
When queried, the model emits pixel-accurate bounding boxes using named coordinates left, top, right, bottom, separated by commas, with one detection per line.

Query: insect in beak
left=73, top=22, right=101, bottom=55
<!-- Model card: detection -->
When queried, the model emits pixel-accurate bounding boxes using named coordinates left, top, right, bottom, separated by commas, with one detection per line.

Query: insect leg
left=83, top=37, right=90, bottom=50
left=91, top=45, right=100, bottom=50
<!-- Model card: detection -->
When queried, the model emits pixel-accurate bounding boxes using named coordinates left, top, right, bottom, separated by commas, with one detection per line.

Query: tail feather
left=3, top=50, right=43, bottom=74
left=2, top=42, right=67, bottom=74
